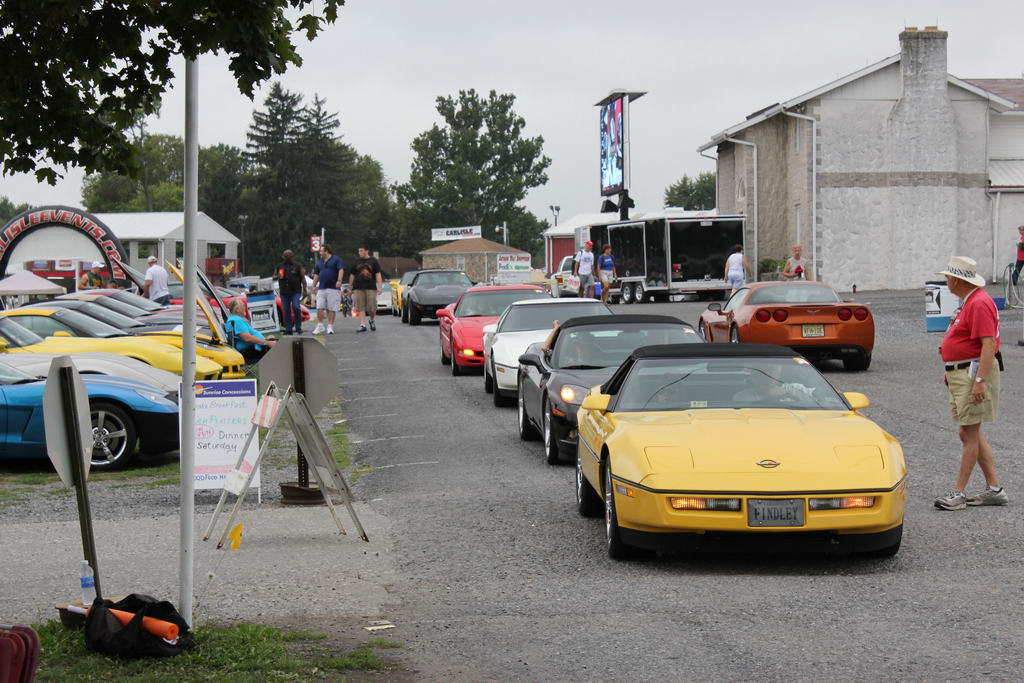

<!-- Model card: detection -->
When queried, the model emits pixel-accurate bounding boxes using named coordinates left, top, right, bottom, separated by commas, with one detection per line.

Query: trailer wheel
left=632, top=283, right=644, bottom=304
left=621, top=283, right=634, bottom=304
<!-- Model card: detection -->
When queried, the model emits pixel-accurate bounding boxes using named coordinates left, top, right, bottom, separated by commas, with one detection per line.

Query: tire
left=542, top=398, right=562, bottom=465
left=451, top=351, right=462, bottom=376
left=604, top=463, right=636, bottom=560
left=484, top=361, right=494, bottom=394
left=401, top=300, right=409, bottom=323
left=493, top=367, right=513, bottom=407
left=441, top=339, right=451, bottom=365
left=576, top=450, right=602, bottom=517
left=621, top=283, right=634, bottom=305
left=729, top=325, right=741, bottom=343
left=633, top=282, right=644, bottom=304
left=699, top=320, right=712, bottom=342
left=517, top=377, right=539, bottom=441
left=843, top=353, right=872, bottom=371
left=89, top=402, right=137, bottom=471
left=409, top=303, right=421, bottom=326
left=864, top=524, right=902, bottom=558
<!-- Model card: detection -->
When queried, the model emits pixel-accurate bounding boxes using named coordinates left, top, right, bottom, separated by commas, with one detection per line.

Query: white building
left=697, top=28, right=1024, bottom=290
left=94, top=211, right=240, bottom=273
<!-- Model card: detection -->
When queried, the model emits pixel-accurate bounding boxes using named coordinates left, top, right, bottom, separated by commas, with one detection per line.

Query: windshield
left=500, top=303, right=611, bottom=333
left=615, top=357, right=847, bottom=412
left=92, top=296, right=151, bottom=318
left=456, top=289, right=549, bottom=317
left=54, top=309, right=125, bottom=338
left=167, top=282, right=183, bottom=299
left=0, top=318, right=43, bottom=347
left=0, top=361, right=37, bottom=384
left=111, top=290, right=165, bottom=311
left=413, top=272, right=472, bottom=288
left=399, top=271, right=420, bottom=285
left=76, top=302, right=143, bottom=329
left=747, top=285, right=841, bottom=305
left=553, top=325, right=700, bottom=369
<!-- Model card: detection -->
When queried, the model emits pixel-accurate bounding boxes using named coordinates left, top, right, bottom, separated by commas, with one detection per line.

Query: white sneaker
left=312, top=323, right=325, bottom=335
left=327, top=325, right=334, bottom=335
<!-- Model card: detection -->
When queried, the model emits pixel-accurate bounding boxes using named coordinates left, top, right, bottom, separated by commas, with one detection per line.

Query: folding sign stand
left=202, top=383, right=369, bottom=548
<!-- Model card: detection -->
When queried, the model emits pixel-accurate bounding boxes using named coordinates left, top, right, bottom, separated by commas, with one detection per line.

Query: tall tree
left=664, top=171, right=716, bottom=210
left=82, top=133, right=185, bottom=212
left=396, top=89, right=551, bottom=253
left=0, top=1, right=344, bottom=184
left=0, top=197, right=29, bottom=224
left=199, top=144, right=249, bottom=242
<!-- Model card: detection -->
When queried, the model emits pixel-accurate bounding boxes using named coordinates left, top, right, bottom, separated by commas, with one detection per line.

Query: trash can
left=925, top=281, right=957, bottom=332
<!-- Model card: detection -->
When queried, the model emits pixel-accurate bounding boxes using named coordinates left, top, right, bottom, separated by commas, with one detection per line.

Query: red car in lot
left=698, top=281, right=875, bottom=370
left=437, top=285, right=550, bottom=375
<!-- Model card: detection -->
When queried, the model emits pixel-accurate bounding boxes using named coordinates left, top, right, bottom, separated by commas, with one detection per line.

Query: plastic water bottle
left=80, top=560, right=96, bottom=606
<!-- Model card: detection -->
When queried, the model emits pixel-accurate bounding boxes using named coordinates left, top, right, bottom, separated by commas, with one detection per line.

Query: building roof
left=966, top=79, right=1024, bottom=108
left=92, top=211, right=240, bottom=243
left=990, top=159, right=1024, bottom=188
left=698, top=55, right=1018, bottom=153
left=420, top=237, right=527, bottom=255
left=545, top=209, right=742, bottom=237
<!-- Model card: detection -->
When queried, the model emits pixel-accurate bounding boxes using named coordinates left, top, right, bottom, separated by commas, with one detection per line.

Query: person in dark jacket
left=273, top=249, right=308, bottom=335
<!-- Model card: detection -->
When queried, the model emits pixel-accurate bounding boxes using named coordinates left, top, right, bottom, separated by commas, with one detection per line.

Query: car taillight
left=755, top=310, right=771, bottom=322
left=837, top=307, right=852, bottom=321
left=853, top=308, right=869, bottom=321
left=772, top=309, right=788, bottom=322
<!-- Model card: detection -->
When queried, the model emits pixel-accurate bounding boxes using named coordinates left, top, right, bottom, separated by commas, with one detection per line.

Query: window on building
left=794, top=120, right=801, bottom=152
left=208, top=243, right=225, bottom=258
left=795, top=204, right=802, bottom=244
left=176, top=241, right=184, bottom=258
left=455, top=255, right=466, bottom=270
left=736, top=178, right=746, bottom=202
left=137, top=241, right=158, bottom=259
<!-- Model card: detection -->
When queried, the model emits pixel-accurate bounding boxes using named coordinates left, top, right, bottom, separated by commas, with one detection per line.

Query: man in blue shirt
left=312, top=244, right=345, bottom=335
left=225, top=299, right=277, bottom=362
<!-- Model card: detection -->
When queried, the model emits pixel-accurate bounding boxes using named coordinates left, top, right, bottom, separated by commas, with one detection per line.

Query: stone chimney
left=898, top=28, right=950, bottom=106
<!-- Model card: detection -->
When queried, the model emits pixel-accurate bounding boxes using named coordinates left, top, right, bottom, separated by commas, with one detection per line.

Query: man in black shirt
left=273, top=249, right=308, bottom=335
left=349, top=246, right=383, bottom=332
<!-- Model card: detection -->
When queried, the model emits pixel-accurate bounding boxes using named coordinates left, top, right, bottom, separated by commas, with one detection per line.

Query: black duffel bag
left=84, top=593, right=191, bottom=658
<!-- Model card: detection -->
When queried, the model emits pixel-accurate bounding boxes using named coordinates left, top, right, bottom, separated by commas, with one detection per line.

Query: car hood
left=410, top=285, right=468, bottom=305
left=453, top=315, right=499, bottom=348
left=491, top=330, right=550, bottom=364
left=606, top=409, right=901, bottom=492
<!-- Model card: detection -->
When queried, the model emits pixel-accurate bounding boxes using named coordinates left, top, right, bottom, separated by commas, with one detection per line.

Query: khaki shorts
left=947, top=366, right=1000, bottom=425
left=599, top=270, right=614, bottom=284
left=353, top=289, right=377, bottom=314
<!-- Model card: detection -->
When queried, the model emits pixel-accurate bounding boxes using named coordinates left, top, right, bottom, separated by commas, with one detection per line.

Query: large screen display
left=600, top=96, right=626, bottom=196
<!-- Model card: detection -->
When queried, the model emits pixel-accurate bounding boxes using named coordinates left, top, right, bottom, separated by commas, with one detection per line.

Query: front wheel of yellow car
left=603, top=464, right=637, bottom=560
left=576, top=452, right=602, bottom=517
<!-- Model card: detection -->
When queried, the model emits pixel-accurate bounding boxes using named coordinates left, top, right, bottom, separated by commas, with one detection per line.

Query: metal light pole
left=549, top=205, right=560, bottom=226
left=179, top=57, right=199, bottom=627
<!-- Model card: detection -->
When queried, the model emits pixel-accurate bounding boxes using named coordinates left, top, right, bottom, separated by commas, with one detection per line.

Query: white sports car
left=482, top=298, right=612, bottom=406
left=2, top=352, right=180, bottom=395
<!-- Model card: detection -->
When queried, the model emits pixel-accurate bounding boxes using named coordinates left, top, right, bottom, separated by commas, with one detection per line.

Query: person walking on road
left=273, top=249, right=307, bottom=335
left=225, top=298, right=276, bottom=362
left=573, top=241, right=596, bottom=298
left=1012, top=225, right=1024, bottom=286
left=934, top=256, right=1008, bottom=511
left=723, top=245, right=750, bottom=295
left=143, top=255, right=171, bottom=304
left=596, top=244, right=616, bottom=305
left=349, top=246, right=383, bottom=332
left=79, top=261, right=104, bottom=290
left=782, top=244, right=812, bottom=280
left=312, top=244, right=345, bottom=335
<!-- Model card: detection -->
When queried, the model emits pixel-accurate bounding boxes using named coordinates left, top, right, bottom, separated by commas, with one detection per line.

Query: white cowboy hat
left=937, top=256, right=985, bottom=287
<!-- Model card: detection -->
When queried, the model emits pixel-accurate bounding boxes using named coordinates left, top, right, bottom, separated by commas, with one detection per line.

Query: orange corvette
left=698, top=281, right=874, bottom=370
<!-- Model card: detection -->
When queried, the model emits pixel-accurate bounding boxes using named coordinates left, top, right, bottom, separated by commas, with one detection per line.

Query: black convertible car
left=516, top=315, right=702, bottom=464
left=402, top=269, right=474, bottom=325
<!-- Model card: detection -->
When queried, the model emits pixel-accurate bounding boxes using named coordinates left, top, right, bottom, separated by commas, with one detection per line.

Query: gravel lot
left=3, top=287, right=1023, bottom=680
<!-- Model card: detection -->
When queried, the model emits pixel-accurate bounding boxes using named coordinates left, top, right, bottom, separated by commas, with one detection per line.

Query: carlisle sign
left=431, top=225, right=482, bottom=241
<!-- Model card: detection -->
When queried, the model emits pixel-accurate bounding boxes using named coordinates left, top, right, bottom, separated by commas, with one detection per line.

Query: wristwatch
left=974, top=376, right=986, bottom=383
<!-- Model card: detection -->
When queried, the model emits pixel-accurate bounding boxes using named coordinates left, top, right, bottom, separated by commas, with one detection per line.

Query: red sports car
left=437, top=285, right=551, bottom=375
left=698, top=281, right=874, bottom=370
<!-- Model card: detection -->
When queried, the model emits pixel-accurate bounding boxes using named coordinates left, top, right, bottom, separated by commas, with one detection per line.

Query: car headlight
left=461, top=348, right=475, bottom=356
left=134, top=388, right=169, bottom=403
left=808, top=496, right=875, bottom=510
left=559, top=384, right=588, bottom=405
left=669, top=497, right=741, bottom=511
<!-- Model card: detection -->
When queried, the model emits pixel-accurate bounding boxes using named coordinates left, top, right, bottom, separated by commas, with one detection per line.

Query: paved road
left=342, top=290, right=1024, bottom=681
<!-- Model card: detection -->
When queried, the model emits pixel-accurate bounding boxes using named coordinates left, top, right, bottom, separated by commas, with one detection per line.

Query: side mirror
left=844, top=392, right=870, bottom=411
left=436, top=308, right=452, bottom=320
left=52, top=330, right=72, bottom=337
left=580, top=393, right=611, bottom=413
left=707, top=302, right=722, bottom=312
left=482, top=324, right=497, bottom=335
left=518, top=352, right=538, bottom=368
left=0, top=338, right=8, bottom=351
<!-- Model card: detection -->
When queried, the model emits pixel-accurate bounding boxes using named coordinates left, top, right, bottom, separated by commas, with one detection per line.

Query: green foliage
left=0, top=196, right=30, bottom=223
left=759, top=257, right=787, bottom=273
left=394, top=88, right=551, bottom=255
left=664, top=171, right=716, bottom=210
left=0, top=1, right=345, bottom=184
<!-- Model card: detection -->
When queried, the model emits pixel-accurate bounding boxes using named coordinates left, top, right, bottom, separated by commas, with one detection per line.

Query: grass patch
left=34, top=619, right=393, bottom=681
left=110, top=476, right=180, bottom=489
left=0, top=487, right=31, bottom=508
left=366, top=638, right=402, bottom=649
left=4, top=471, right=53, bottom=485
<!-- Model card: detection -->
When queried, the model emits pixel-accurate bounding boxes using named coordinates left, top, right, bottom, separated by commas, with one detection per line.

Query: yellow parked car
left=389, top=270, right=420, bottom=317
left=575, top=343, right=906, bottom=559
left=0, top=316, right=223, bottom=380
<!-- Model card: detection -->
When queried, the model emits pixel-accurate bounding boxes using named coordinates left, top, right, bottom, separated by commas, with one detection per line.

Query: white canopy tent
left=0, top=270, right=66, bottom=295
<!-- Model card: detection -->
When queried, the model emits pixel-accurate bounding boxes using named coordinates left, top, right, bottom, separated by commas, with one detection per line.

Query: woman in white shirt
left=723, top=244, right=750, bottom=295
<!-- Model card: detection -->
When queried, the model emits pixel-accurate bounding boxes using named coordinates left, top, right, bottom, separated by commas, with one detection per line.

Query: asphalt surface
left=3, top=289, right=1023, bottom=681
left=343, top=289, right=1024, bottom=681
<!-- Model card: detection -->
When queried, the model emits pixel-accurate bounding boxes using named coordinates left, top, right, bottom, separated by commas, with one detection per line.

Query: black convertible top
left=631, top=343, right=797, bottom=360
left=557, top=314, right=689, bottom=331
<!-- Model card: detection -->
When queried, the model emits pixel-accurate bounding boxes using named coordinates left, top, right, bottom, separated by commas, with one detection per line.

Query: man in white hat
left=143, top=255, right=171, bottom=305
left=934, top=256, right=1007, bottom=510
left=78, top=261, right=104, bottom=290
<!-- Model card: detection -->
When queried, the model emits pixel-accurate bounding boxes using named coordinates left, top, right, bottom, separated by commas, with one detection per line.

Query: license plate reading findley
left=802, top=324, right=824, bottom=338
left=748, top=499, right=804, bottom=527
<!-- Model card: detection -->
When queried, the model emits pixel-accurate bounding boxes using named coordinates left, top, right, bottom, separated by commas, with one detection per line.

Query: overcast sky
left=2, top=0, right=1021, bottom=229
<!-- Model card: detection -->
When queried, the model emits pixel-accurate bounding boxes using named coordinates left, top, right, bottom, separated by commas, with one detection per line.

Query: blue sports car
left=0, top=361, right=179, bottom=471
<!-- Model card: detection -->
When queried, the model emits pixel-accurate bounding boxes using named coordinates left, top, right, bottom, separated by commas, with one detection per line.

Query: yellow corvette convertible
left=575, top=343, right=906, bottom=559
left=0, top=316, right=223, bottom=380
left=388, top=270, right=420, bottom=317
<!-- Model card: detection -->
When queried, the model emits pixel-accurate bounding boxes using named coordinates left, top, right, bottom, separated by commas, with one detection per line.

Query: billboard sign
left=431, top=225, right=482, bottom=241
left=496, top=253, right=532, bottom=273
left=600, top=95, right=627, bottom=196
